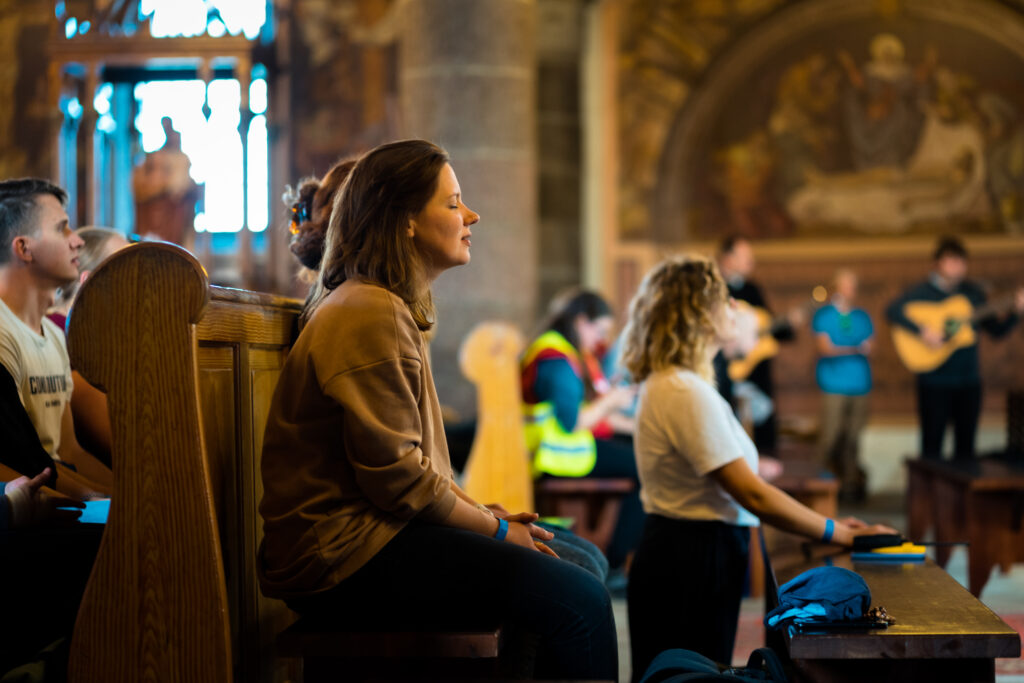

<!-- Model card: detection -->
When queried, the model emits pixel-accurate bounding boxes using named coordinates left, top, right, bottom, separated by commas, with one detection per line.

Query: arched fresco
left=645, top=0, right=1024, bottom=241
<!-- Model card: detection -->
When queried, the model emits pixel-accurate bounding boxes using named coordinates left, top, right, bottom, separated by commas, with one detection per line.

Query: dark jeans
left=588, top=434, right=646, bottom=569
left=536, top=521, right=609, bottom=582
left=627, top=515, right=750, bottom=682
left=917, top=379, right=982, bottom=460
left=287, top=521, right=618, bottom=681
left=0, top=524, right=103, bottom=676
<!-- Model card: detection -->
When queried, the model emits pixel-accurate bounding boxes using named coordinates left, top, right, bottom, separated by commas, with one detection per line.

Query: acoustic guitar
left=459, top=321, right=534, bottom=512
left=727, top=292, right=825, bottom=382
left=891, top=292, right=1020, bottom=373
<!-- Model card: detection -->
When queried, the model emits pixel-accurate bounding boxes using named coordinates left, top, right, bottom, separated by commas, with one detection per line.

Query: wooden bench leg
left=906, top=464, right=933, bottom=542
left=933, top=478, right=964, bottom=569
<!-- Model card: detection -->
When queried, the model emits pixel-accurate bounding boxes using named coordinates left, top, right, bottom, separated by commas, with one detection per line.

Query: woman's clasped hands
left=486, top=503, right=559, bottom=557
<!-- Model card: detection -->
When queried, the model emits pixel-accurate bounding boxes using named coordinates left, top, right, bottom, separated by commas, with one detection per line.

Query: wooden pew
left=534, top=477, right=634, bottom=554
left=906, top=455, right=1024, bottom=596
left=65, top=242, right=501, bottom=683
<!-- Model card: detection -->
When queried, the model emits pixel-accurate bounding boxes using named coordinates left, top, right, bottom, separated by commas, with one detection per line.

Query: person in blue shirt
left=813, top=269, right=873, bottom=502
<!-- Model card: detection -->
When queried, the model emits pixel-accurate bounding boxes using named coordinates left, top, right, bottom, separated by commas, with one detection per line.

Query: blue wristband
left=494, top=518, right=509, bottom=541
left=822, top=518, right=835, bottom=543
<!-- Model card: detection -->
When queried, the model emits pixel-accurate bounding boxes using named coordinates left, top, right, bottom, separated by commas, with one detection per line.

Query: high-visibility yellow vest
left=521, top=331, right=597, bottom=477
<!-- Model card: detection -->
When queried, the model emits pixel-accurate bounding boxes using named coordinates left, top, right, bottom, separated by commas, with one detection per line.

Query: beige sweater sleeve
left=316, top=286, right=456, bottom=523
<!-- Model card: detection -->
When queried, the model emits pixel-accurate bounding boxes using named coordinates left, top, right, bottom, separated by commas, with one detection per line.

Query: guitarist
left=886, top=236, right=1024, bottom=460
left=716, top=235, right=802, bottom=455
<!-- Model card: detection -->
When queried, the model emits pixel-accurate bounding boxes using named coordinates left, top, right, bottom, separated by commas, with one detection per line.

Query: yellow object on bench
left=852, top=542, right=927, bottom=562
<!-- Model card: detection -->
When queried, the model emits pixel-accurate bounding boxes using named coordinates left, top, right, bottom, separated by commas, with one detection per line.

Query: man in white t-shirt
left=0, top=178, right=111, bottom=499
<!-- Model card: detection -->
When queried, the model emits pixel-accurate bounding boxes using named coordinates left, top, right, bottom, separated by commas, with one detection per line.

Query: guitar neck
left=969, top=294, right=1016, bottom=324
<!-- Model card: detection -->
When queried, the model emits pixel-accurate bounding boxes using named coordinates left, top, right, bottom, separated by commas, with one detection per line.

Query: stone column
left=399, top=0, right=538, bottom=417
left=536, top=0, right=583, bottom=307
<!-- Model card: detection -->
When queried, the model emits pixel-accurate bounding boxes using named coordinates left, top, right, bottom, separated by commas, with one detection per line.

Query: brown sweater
left=258, top=280, right=457, bottom=598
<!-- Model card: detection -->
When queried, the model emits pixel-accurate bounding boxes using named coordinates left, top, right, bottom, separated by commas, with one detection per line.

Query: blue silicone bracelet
left=494, top=518, right=509, bottom=541
left=822, top=518, right=835, bottom=543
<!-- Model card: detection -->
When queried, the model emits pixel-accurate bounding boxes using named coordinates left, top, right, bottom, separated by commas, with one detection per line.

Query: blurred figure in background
left=521, top=289, right=644, bottom=572
left=133, top=117, right=201, bottom=250
left=813, top=269, right=873, bottom=502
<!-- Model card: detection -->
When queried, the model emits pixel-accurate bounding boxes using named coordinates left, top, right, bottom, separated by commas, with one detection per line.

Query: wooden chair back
left=459, top=322, right=533, bottom=512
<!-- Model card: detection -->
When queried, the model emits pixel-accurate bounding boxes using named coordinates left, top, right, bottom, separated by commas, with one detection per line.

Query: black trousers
left=588, top=434, right=646, bottom=569
left=286, top=521, right=618, bottom=681
left=627, top=514, right=750, bottom=682
left=917, top=379, right=982, bottom=460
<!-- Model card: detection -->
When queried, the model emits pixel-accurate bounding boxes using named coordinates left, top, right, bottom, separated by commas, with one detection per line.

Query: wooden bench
left=65, top=242, right=501, bottom=683
left=906, top=455, right=1024, bottom=596
left=534, top=477, right=635, bottom=555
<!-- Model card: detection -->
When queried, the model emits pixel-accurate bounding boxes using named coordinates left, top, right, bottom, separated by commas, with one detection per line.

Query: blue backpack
left=638, top=647, right=788, bottom=683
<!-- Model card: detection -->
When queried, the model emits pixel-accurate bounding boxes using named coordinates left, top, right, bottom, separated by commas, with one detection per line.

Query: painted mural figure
left=700, top=29, right=1022, bottom=236
left=784, top=35, right=992, bottom=233
left=714, top=131, right=791, bottom=238
left=979, top=92, right=1024, bottom=234
left=837, top=34, right=931, bottom=171
left=768, top=52, right=841, bottom=199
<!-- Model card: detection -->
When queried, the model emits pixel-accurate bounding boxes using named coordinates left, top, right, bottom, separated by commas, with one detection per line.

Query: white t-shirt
left=0, top=297, right=72, bottom=458
left=635, top=367, right=759, bottom=527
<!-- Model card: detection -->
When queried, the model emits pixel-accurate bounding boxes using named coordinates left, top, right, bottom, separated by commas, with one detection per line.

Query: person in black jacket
left=716, top=235, right=801, bottom=455
left=887, top=236, right=1024, bottom=460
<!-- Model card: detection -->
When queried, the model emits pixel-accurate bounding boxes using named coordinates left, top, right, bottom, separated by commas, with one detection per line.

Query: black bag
left=638, top=646, right=788, bottom=683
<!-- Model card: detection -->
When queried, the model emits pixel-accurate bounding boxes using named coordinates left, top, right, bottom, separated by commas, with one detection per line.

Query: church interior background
left=2, top=0, right=1023, bottom=496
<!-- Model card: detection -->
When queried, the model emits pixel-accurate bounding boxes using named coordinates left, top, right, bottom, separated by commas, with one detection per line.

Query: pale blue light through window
left=141, top=0, right=267, bottom=40
left=93, top=83, right=113, bottom=116
left=204, top=79, right=244, bottom=232
left=247, top=115, right=268, bottom=231
left=134, top=77, right=269, bottom=234
left=249, top=78, right=267, bottom=115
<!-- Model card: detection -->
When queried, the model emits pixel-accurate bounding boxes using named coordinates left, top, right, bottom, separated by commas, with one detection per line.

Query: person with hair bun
left=259, top=140, right=617, bottom=680
left=621, top=254, right=894, bottom=680
left=284, top=158, right=357, bottom=279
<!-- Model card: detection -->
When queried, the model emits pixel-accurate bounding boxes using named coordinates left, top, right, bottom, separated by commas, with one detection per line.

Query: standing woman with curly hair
left=621, top=255, right=894, bottom=680
left=258, top=140, right=617, bottom=680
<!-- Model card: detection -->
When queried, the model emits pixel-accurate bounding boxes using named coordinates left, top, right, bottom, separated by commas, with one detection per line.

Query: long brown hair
left=304, top=140, right=449, bottom=330
left=621, top=254, right=728, bottom=383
